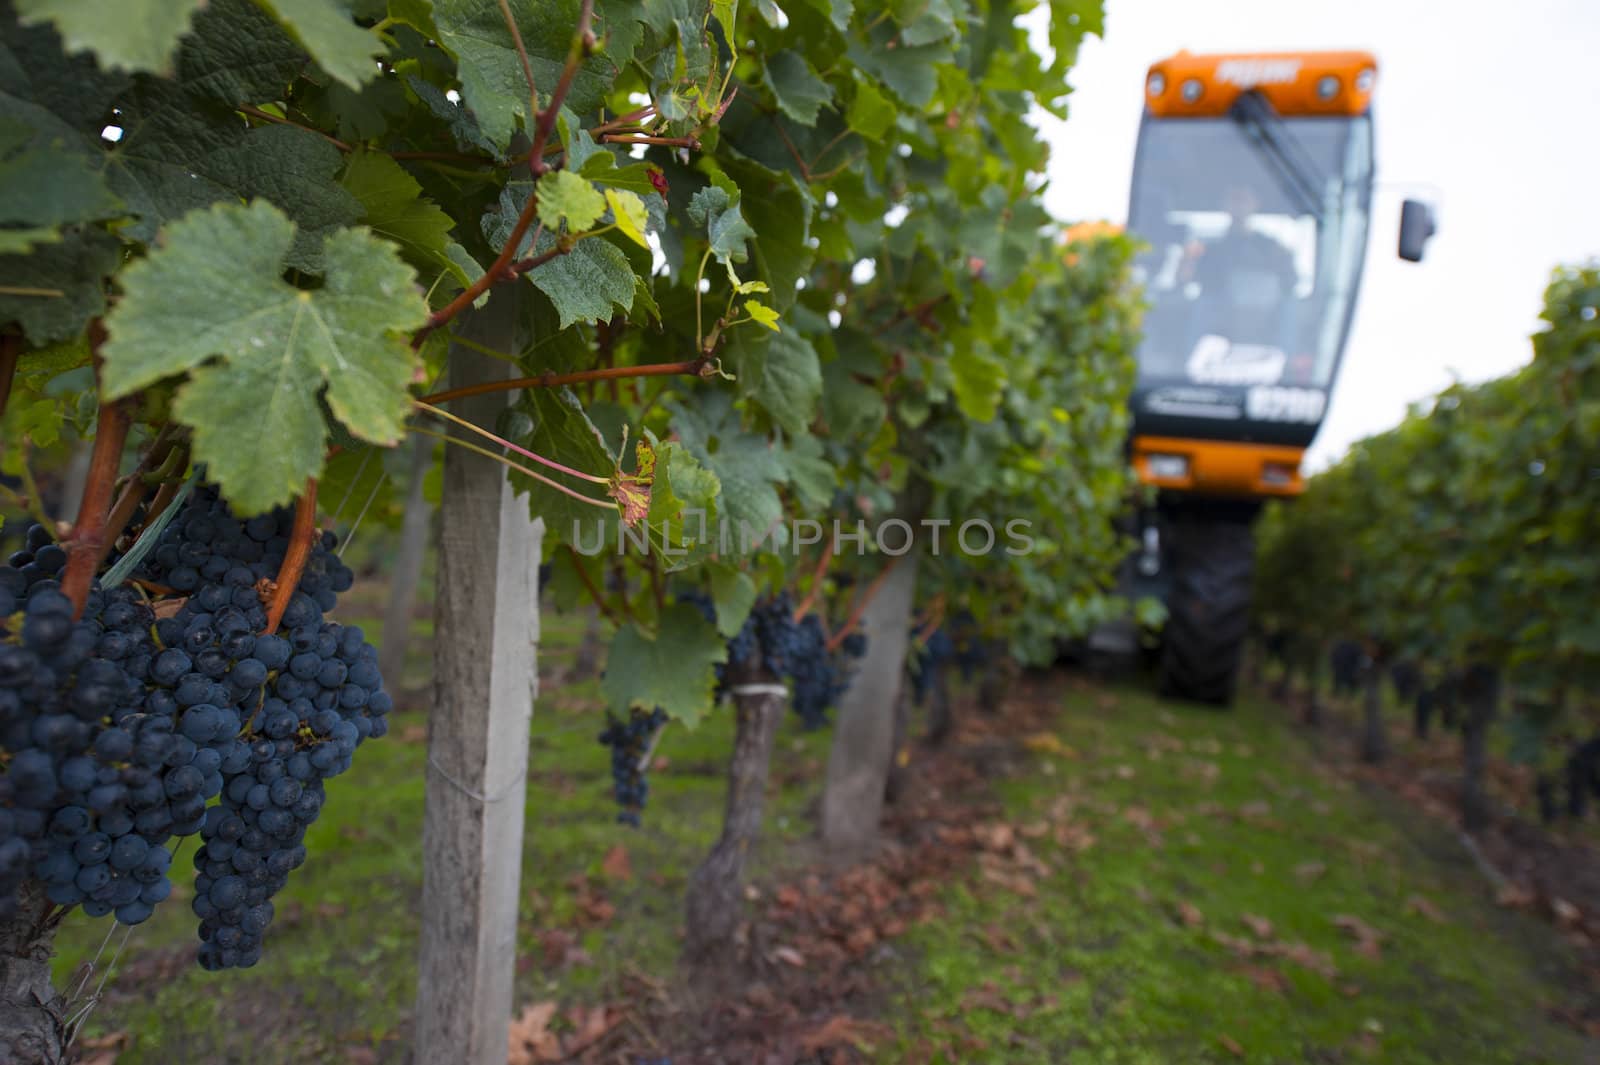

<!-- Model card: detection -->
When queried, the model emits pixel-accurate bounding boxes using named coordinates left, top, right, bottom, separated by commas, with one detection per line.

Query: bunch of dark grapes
left=729, top=594, right=865, bottom=730
left=598, top=707, right=667, bottom=826
left=0, top=487, right=392, bottom=970
left=948, top=611, right=988, bottom=682
left=909, top=626, right=955, bottom=707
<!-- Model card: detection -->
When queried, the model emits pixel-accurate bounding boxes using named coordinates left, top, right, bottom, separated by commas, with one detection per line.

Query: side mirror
left=1398, top=199, right=1436, bottom=262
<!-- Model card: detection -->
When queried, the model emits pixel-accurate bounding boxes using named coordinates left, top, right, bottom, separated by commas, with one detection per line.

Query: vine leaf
left=538, top=170, right=607, bottom=233
left=602, top=603, right=727, bottom=726
left=431, top=0, right=623, bottom=149
left=673, top=393, right=787, bottom=551
left=101, top=200, right=428, bottom=513
left=604, top=189, right=649, bottom=248
left=484, top=185, right=638, bottom=327
left=687, top=185, right=755, bottom=266
left=732, top=329, right=819, bottom=436
left=765, top=51, right=830, bottom=126
left=0, top=115, right=122, bottom=236
left=0, top=226, right=121, bottom=345
left=253, top=0, right=386, bottom=89
left=708, top=563, right=756, bottom=638
left=15, top=0, right=205, bottom=75
left=339, top=150, right=476, bottom=291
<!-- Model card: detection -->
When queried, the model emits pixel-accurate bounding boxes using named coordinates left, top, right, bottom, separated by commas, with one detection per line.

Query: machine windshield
left=1128, top=113, right=1373, bottom=394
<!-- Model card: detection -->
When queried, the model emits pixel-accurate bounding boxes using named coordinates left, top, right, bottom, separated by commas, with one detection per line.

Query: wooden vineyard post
left=415, top=292, right=544, bottom=1065
left=820, top=551, right=920, bottom=859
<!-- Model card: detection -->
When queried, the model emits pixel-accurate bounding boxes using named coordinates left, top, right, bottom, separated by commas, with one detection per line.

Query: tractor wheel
left=1158, top=519, right=1254, bottom=706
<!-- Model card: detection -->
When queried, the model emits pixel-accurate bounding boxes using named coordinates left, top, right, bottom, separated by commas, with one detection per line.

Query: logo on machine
left=1185, top=334, right=1286, bottom=386
left=1246, top=385, right=1326, bottom=424
left=1214, top=59, right=1302, bottom=87
left=1143, top=387, right=1242, bottom=420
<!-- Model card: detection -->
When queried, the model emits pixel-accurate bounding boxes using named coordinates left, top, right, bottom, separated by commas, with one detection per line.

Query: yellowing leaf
left=604, top=187, right=649, bottom=248
left=744, top=299, right=780, bottom=331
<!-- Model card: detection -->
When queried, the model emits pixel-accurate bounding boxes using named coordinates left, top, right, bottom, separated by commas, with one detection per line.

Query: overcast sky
left=1027, top=0, right=1600, bottom=468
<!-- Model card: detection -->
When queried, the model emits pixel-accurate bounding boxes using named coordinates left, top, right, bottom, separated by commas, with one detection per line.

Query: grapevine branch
left=418, top=353, right=717, bottom=406
left=62, top=331, right=131, bottom=620
left=565, top=544, right=620, bottom=625
left=0, top=331, right=19, bottom=417
left=263, top=480, right=318, bottom=635
left=95, top=428, right=183, bottom=569
left=791, top=541, right=835, bottom=622
left=825, top=555, right=901, bottom=653
left=410, top=0, right=595, bottom=351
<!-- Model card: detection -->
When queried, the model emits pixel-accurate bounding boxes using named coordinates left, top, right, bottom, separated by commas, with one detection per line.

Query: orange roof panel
left=1144, top=50, right=1378, bottom=118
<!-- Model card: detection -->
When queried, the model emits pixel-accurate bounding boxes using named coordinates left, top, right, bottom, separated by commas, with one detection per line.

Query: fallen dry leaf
left=507, top=1001, right=560, bottom=1065
left=600, top=844, right=631, bottom=882
left=800, top=1014, right=895, bottom=1054
left=772, top=945, right=806, bottom=967
left=1176, top=900, right=1205, bottom=928
left=1495, top=883, right=1537, bottom=910
left=561, top=1003, right=621, bottom=1056
left=1333, top=914, right=1384, bottom=960
left=1241, top=914, right=1274, bottom=939
left=1294, top=861, right=1327, bottom=882
left=1242, top=965, right=1289, bottom=994
left=1023, top=732, right=1074, bottom=757
left=1550, top=897, right=1582, bottom=927
left=75, top=1031, right=128, bottom=1065
left=1404, top=895, right=1446, bottom=923
left=1217, top=1033, right=1245, bottom=1057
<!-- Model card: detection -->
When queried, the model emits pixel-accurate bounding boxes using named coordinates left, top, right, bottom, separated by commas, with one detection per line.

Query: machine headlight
left=1316, top=75, right=1340, bottom=100
left=1180, top=78, right=1203, bottom=103
left=1146, top=453, right=1190, bottom=480
left=1262, top=462, right=1297, bottom=487
left=1147, top=72, right=1166, bottom=96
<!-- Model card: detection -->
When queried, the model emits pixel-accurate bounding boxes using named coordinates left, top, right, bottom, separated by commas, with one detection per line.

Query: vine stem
left=410, top=0, right=594, bottom=352
left=62, top=330, right=130, bottom=620
left=791, top=540, right=835, bottom=622
left=412, top=400, right=608, bottom=485
left=418, top=354, right=713, bottom=406
left=825, top=556, right=901, bottom=653
left=94, top=429, right=182, bottom=569
left=263, top=480, right=318, bottom=635
left=565, top=544, right=620, bottom=625
left=0, top=332, right=19, bottom=417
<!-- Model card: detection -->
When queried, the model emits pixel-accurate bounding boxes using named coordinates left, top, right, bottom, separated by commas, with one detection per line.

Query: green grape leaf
left=820, top=359, right=884, bottom=438
left=744, top=299, right=779, bottom=330
left=577, top=149, right=661, bottom=195
left=522, top=230, right=636, bottom=328
left=404, top=74, right=502, bottom=158
left=0, top=227, right=59, bottom=254
left=850, top=36, right=946, bottom=108
left=708, top=562, right=756, bottom=638
left=340, top=150, right=472, bottom=289
left=729, top=168, right=811, bottom=311
left=177, top=0, right=307, bottom=106
left=845, top=74, right=895, bottom=139
left=949, top=342, right=1005, bottom=423
left=105, top=89, right=364, bottom=265
left=0, top=115, right=122, bottom=230
left=733, top=329, right=819, bottom=435
left=687, top=185, right=754, bottom=266
left=537, top=170, right=607, bottom=232
left=778, top=431, right=834, bottom=509
left=0, top=226, right=121, bottom=345
left=673, top=393, right=787, bottom=551
left=253, top=0, right=386, bottom=88
left=16, top=0, right=205, bottom=74
left=101, top=200, right=429, bottom=514
left=602, top=603, right=726, bottom=726
left=646, top=438, right=721, bottom=564
left=431, top=0, right=622, bottom=148
left=766, top=51, right=830, bottom=126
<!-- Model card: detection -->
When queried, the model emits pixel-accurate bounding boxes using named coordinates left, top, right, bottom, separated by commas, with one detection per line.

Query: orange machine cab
left=1143, top=50, right=1377, bottom=119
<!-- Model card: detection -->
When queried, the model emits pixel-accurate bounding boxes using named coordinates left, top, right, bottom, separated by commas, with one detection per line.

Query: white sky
left=1028, top=0, right=1600, bottom=469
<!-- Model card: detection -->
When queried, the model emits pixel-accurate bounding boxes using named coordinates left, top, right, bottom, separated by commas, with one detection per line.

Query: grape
left=598, top=707, right=667, bottom=826
left=0, top=491, right=389, bottom=958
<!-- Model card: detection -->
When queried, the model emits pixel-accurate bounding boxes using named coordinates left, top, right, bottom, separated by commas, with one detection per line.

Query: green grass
left=46, top=575, right=1596, bottom=1062
left=889, top=680, right=1592, bottom=1065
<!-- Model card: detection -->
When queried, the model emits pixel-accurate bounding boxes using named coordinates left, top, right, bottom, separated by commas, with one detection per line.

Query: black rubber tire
left=1158, top=519, right=1254, bottom=706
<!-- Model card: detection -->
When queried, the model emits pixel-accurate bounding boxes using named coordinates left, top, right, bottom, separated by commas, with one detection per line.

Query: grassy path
left=888, top=679, right=1593, bottom=1064
left=51, top=620, right=1596, bottom=1064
